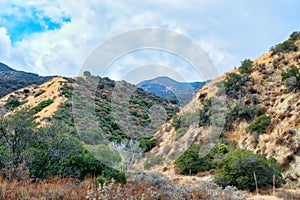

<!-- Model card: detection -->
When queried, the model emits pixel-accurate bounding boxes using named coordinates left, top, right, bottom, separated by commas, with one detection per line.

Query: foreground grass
left=0, top=173, right=299, bottom=200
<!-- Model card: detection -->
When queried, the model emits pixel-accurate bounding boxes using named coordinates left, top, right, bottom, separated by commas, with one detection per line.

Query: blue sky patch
left=0, top=5, right=71, bottom=43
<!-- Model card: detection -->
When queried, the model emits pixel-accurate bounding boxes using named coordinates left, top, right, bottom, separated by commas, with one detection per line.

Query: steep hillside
left=0, top=74, right=179, bottom=143
left=148, top=32, right=300, bottom=187
left=0, top=77, right=69, bottom=123
left=138, top=76, right=208, bottom=105
left=0, top=62, right=54, bottom=98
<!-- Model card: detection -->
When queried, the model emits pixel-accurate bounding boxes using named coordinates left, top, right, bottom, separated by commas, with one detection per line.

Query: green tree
left=0, top=108, right=37, bottom=180
left=214, top=149, right=282, bottom=191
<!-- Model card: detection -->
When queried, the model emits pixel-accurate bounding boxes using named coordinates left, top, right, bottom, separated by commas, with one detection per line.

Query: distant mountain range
left=137, top=76, right=209, bottom=105
left=0, top=62, right=55, bottom=97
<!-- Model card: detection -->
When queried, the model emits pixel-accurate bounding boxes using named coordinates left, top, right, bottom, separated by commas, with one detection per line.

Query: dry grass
left=0, top=176, right=88, bottom=200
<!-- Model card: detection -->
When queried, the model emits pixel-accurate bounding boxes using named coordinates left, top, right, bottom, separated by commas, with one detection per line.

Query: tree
left=0, top=108, right=37, bottom=180
left=214, top=149, right=282, bottom=191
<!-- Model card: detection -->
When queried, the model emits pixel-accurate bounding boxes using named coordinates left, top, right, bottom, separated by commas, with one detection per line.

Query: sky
left=0, top=0, right=300, bottom=83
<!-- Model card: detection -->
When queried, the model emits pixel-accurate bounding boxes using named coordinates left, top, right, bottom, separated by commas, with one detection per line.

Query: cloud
left=0, top=27, right=11, bottom=59
left=0, top=0, right=300, bottom=80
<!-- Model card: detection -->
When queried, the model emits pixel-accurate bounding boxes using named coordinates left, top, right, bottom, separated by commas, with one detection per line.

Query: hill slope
left=148, top=32, right=300, bottom=187
left=0, top=74, right=179, bottom=143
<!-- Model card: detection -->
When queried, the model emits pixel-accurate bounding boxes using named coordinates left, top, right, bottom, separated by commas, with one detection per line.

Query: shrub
left=174, top=144, right=202, bottom=175
left=31, top=99, right=54, bottom=114
left=171, top=114, right=181, bottom=129
left=139, top=137, right=157, bottom=152
left=239, top=59, right=253, bottom=74
left=246, top=114, right=271, bottom=134
left=224, top=73, right=242, bottom=94
left=174, top=111, right=198, bottom=140
left=103, top=168, right=126, bottom=184
left=228, top=104, right=257, bottom=122
left=281, top=66, right=300, bottom=81
left=214, top=148, right=282, bottom=191
left=4, top=99, right=21, bottom=110
left=174, top=143, right=227, bottom=175
left=270, top=32, right=300, bottom=55
left=281, top=66, right=300, bottom=92
left=34, top=90, right=45, bottom=97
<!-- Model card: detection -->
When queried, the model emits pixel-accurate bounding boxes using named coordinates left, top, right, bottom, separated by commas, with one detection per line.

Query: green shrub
left=281, top=66, right=300, bottom=92
left=139, top=137, right=157, bottom=152
left=229, top=104, right=257, bottom=122
left=281, top=66, right=300, bottom=82
left=224, top=73, right=242, bottom=94
left=270, top=32, right=300, bottom=55
left=171, top=115, right=181, bottom=129
left=34, top=90, right=45, bottom=97
left=103, top=168, right=126, bottom=184
left=174, top=144, right=202, bottom=175
left=209, top=143, right=229, bottom=157
left=246, top=114, right=271, bottom=134
left=31, top=99, right=54, bottom=114
left=214, top=148, right=282, bottom=191
left=4, top=99, right=21, bottom=110
left=174, top=144, right=217, bottom=175
left=174, top=111, right=198, bottom=140
left=198, top=109, right=209, bottom=126
left=239, top=59, right=253, bottom=74
left=144, top=156, right=164, bottom=169
left=23, top=89, right=30, bottom=94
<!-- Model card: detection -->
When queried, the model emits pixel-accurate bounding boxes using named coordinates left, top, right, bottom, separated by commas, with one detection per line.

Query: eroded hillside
left=148, top=32, right=300, bottom=187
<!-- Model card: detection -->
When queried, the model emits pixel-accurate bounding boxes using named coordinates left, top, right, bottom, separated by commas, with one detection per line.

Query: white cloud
left=0, top=0, right=300, bottom=81
left=0, top=27, right=11, bottom=59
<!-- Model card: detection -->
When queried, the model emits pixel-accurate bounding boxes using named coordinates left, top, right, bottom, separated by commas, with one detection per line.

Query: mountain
left=147, top=32, right=300, bottom=187
left=0, top=62, right=54, bottom=98
left=0, top=62, right=16, bottom=71
left=137, top=76, right=208, bottom=105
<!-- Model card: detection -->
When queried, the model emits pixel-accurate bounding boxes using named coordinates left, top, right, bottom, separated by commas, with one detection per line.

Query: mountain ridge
left=0, top=62, right=55, bottom=98
left=138, top=76, right=208, bottom=105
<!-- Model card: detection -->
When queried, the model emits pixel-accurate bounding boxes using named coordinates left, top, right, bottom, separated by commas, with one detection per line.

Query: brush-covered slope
left=0, top=62, right=54, bottom=98
left=0, top=74, right=179, bottom=143
left=149, top=31, right=300, bottom=186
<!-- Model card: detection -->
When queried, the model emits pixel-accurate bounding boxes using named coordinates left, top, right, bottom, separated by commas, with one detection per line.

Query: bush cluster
left=281, top=66, right=300, bottom=92
left=270, top=31, right=300, bottom=54
left=174, top=143, right=228, bottom=175
left=31, top=99, right=54, bottom=114
left=34, top=90, right=45, bottom=97
left=246, top=114, right=271, bottom=134
left=0, top=108, right=126, bottom=183
left=215, top=149, right=282, bottom=191
left=4, top=98, right=27, bottom=110
left=224, top=73, right=243, bottom=95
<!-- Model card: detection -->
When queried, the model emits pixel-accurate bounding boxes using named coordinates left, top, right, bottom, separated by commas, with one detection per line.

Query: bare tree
left=109, top=139, right=144, bottom=173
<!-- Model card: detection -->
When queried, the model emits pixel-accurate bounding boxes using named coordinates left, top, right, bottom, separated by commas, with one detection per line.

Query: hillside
left=147, top=32, right=300, bottom=187
left=138, top=76, right=208, bottom=105
left=0, top=62, right=54, bottom=98
left=0, top=74, right=179, bottom=142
